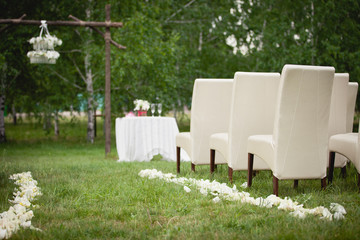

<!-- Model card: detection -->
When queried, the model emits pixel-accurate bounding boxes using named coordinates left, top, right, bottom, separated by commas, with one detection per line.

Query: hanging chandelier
left=27, top=20, right=62, bottom=64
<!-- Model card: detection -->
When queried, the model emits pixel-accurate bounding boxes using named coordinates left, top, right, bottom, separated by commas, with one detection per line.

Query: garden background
left=1, top=0, right=360, bottom=239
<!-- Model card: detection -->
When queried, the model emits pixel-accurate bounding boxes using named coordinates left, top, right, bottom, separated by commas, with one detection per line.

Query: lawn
left=1, top=116, right=360, bottom=239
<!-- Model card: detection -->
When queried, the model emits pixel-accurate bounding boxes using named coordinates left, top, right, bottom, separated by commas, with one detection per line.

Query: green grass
left=1, top=118, right=360, bottom=239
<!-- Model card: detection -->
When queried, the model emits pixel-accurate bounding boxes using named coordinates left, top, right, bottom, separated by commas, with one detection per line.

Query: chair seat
left=247, top=135, right=274, bottom=170
left=176, top=132, right=192, bottom=158
left=209, top=133, right=229, bottom=161
left=330, top=133, right=358, bottom=164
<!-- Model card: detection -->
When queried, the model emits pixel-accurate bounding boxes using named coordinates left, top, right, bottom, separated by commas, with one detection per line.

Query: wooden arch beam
left=0, top=18, right=123, bottom=28
left=68, top=15, right=126, bottom=49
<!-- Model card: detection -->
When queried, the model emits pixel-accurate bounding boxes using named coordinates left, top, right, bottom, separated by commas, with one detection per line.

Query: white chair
left=339, top=81, right=359, bottom=176
left=346, top=82, right=358, bottom=133
left=176, top=79, right=233, bottom=173
left=209, top=72, right=280, bottom=182
left=247, top=64, right=335, bottom=196
left=328, top=74, right=349, bottom=175
left=329, top=129, right=360, bottom=190
left=328, top=82, right=359, bottom=185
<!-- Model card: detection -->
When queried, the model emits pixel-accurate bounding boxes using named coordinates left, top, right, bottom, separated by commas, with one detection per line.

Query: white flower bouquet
left=134, top=99, right=150, bottom=116
left=27, top=20, right=62, bottom=64
left=29, top=35, right=62, bottom=51
left=27, top=50, right=60, bottom=64
left=134, top=99, right=150, bottom=111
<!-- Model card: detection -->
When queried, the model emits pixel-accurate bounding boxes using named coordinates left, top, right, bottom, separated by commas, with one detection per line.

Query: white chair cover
left=176, top=78, right=233, bottom=166
left=329, top=129, right=360, bottom=187
left=329, top=73, right=349, bottom=168
left=248, top=64, right=335, bottom=180
left=346, top=82, right=358, bottom=133
left=332, top=82, right=359, bottom=171
left=210, top=72, right=280, bottom=172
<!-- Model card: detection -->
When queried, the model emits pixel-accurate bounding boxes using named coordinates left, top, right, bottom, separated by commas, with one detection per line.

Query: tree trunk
left=85, top=0, right=95, bottom=143
left=86, top=70, right=95, bottom=143
left=54, top=110, right=59, bottom=136
left=43, top=112, right=52, bottom=132
left=0, top=95, right=6, bottom=143
left=43, top=103, right=52, bottom=132
left=12, top=104, right=16, bottom=125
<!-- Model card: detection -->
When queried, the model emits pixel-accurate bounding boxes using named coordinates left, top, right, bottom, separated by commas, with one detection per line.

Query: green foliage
left=1, top=0, right=360, bottom=123
left=111, top=11, right=181, bottom=112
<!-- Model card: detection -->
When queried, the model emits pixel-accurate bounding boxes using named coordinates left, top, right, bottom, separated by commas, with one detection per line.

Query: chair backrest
left=328, top=74, right=350, bottom=168
left=346, top=82, right=358, bottom=132
left=228, top=72, right=280, bottom=170
left=190, top=78, right=233, bottom=165
left=328, top=73, right=349, bottom=137
left=273, top=64, right=335, bottom=179
left=356, top=124, right=360, bottom=171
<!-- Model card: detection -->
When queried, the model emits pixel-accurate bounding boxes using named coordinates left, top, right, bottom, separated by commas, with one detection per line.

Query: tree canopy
left=1, top=0, right=359, bottom=122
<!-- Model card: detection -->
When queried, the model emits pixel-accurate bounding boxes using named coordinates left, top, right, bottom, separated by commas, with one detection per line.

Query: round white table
left=116, top=117, right=190, bottom=162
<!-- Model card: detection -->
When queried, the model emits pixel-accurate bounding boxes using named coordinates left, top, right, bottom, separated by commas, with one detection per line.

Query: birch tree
left=84, top=0, right=95, bottom=143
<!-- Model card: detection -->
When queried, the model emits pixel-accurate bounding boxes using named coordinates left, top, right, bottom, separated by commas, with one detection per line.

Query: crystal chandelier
left=27, top=20, right=62, bottom=64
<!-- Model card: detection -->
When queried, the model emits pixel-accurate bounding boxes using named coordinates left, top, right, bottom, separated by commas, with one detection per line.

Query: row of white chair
left=176, top=64, right=358, bottom=196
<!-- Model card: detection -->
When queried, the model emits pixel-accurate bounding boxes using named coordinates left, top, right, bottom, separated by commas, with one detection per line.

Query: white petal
left=240, top=182, right=247, bottom=188
left=334, top=212, right=345, bottom=220
left=212, top=196, right=221, bottom=203
left=0, top=229, right=6, bottom=239
left=184, top=186, right=191, bottom=193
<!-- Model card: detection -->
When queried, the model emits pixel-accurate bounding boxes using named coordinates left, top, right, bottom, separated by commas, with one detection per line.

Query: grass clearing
left=1, top=118, right=360, bottom=239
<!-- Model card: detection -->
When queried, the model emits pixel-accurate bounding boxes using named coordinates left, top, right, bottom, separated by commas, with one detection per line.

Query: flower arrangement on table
left=27, top=20, right=62, bottom=64
left=134, top=99, right=150, bottom=116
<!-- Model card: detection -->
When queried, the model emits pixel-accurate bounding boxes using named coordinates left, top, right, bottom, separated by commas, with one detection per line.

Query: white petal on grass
left=138, top=169, right=346, bottom=221
left=212, top=196, right=221, bottom=203
left=330, top=203, right=347, bottom=215
left=290, top=210, right=306, bottom=219
left=334, top=212, right=345, bottom=220
left=200, top=188, right=208, bottom=196
left=320, top=207, right=333, bottom=221
left=0, top=229, right=6, bottom=239
left=240, top=182, right=247, bottom=188
left=0, top=172, right=42, bottom=240
left=184, top=186, right=191, bottom=193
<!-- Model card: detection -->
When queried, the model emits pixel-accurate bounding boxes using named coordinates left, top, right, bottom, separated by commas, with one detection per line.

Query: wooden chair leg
left=191, top=163, right=195, bottom=172
left=294, top=180, right=298, bottom=189
left=228, top=167, right=233, bottom=184
left=328, top=151, right=335, bottom=183
left=321, top=177, right=326, bottom=190
left=273, top=175, right=279, bottom=196
left=247, top=153, right=254, bottom=187
left=210, top=149, right=215, bottom=174
left=176, top=147, right=181, bottom=173
left=341, top=165, right=347, bottom=178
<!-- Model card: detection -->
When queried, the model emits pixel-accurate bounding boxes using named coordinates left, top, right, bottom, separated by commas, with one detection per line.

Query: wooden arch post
left=0, top=4, right=125, bottom=156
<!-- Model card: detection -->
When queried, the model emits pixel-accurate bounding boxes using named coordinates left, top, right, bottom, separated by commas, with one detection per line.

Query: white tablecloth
left=116, top=117, right=190, bottom=162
